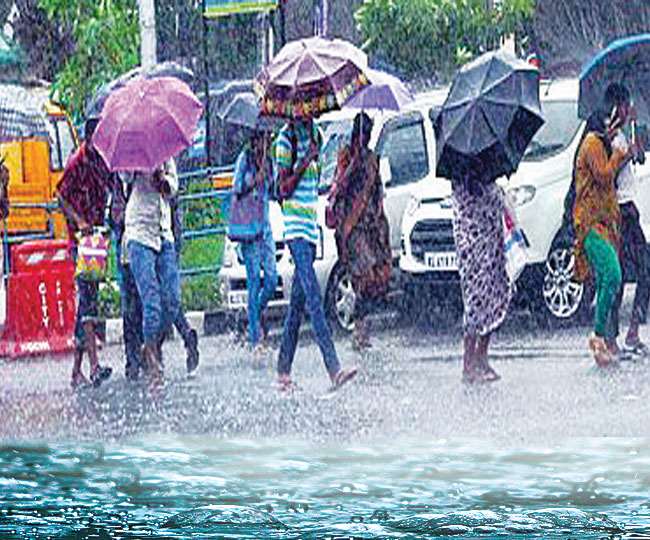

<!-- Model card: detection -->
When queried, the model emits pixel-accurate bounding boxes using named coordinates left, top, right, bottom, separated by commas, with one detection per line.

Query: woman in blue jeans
left=232, top=131, right=278, bottom=352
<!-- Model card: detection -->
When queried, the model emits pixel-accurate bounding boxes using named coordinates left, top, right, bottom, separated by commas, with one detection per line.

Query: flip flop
left=330, top=367, right=358, bottom=391
left=624, top=341, right=650, bottom=357
left=90, top=366, right=113, bottom=388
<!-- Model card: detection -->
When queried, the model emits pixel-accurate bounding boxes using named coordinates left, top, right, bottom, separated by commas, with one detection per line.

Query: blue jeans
left=114, top=228, right=143, bottom=374
left=278, top=239, right=340, bottom=377
left=128, top=240, right=181, bottom=345
left=241, top=227, right=278, bottom=345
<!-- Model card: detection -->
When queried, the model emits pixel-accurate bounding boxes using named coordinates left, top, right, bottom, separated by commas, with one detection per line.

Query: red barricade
left=0, top=239, right=76, bottom=358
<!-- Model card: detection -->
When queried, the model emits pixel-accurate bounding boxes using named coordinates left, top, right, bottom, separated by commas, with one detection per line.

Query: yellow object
left=0, top=99, right=78, bottom=240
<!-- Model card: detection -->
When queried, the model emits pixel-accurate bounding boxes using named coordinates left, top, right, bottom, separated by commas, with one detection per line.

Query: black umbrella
left=435, top=50, right=544, bottom=183
left=85, top=61, right=194, bottom=120
left=218, top=92, right=280, bottom=131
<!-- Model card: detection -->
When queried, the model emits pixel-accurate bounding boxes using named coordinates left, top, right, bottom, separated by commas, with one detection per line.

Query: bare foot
left=589, top=335, right=617, bottom=368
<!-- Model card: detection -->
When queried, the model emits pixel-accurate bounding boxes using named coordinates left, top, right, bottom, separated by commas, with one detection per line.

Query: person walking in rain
left=56, top=118, right=113, bottom=389
left=231, top=128, right=278, bottom=354
left=274, top=116, right=357, bottom=391
left=123, top=159, right=182, bottom=380
left=572, top=96, right=634, bottom=367
left=451, top=165, right=512, bottom=383
left=601, top=83, right=649, bottom=358
left=328, top=112, right=391, bottom=350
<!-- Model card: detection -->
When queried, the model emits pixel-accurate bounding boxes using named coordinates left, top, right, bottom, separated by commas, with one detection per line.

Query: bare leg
left=71, top=349, right=88, bottom=387
left=477, top=334, right=500, bottom=381
left=83, top=321, right=99, bottom=374
left=462, top=334, right=478, bottom=380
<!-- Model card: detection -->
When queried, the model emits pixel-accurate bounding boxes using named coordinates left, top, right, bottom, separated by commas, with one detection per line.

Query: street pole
left=201, top=0, right=212, bottom=167
left=137, top=0, right=157, bottom=68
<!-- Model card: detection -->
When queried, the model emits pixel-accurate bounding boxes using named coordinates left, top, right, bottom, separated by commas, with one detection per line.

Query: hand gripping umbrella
left=579, top=34, right=650, bottom=124
left=435, top=50, right=544, bottom=184
left=93, top=77, right=203, bottom=172
left=255, top=36, right=370, bottom=119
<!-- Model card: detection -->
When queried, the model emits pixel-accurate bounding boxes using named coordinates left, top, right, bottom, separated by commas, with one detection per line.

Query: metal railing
left=0, top=165, right=234, bottom=281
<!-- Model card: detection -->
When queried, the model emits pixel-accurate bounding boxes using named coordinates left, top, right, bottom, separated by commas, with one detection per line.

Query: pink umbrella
left=93, top=77, right=203, bottom=172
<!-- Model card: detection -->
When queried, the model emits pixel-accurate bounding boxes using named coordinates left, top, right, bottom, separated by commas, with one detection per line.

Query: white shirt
left=124, top=159, right=178, bottom=252
left=612, top=132, right=639, bottom=204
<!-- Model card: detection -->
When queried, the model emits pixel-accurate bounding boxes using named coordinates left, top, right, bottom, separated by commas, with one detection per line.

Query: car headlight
left=508, top=185, right=536, bottom=208
left=405, top=196, right=421, bottom=217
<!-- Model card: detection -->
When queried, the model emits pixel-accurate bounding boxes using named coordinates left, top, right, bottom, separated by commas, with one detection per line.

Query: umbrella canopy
left=0, top=84, right=49, bottom=143
left=255, top=36, right=369, bottom=119
left=343, top=68, right=414, bottom=111
left=435, top=49, right=544, bottom=183
left=86, top=61, right=195, bottom=120
left=217, top=91, right=279, bottom=131
left=579, top=34, right=650, bottom=123
left=93, top=77, right=203, bottom=172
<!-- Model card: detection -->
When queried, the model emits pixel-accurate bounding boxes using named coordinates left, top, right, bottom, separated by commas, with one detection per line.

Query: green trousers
left=584, top=229, right=622, bottom=338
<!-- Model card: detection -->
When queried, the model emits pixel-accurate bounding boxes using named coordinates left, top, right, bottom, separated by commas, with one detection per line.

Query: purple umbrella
left=343, top=68, right=414, bottom=111
left=93, top=77, right=203, bottom=172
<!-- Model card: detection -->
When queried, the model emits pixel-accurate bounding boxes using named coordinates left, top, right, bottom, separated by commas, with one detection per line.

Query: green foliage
left=355, top=0, right=535, bottom=80
left=38, top=0, right=140, bottom=121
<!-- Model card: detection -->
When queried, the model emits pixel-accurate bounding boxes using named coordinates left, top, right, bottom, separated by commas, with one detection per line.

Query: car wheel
left=540, top=247, right=593, bottom=325
left=325, top=264, right=356, bottom=333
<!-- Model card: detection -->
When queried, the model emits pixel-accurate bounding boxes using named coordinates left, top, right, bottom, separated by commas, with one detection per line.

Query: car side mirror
left=380, top=157, right=392, bottom=187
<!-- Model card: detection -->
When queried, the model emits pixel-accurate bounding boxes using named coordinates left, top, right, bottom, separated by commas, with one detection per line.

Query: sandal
left=330, top=367, right=358, bottom=390
left=90, top=366, right=113, bottom=388
left=624, top=339, right=650, bottom=357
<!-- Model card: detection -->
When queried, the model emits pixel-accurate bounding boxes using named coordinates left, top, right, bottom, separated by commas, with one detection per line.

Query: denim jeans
left=278, top=239, right=340, bottom=377
left=241, top=227, right=279, bottom=345
left=114, top=228, right=143, bottom=373
left=127, top=239, right=181, bottom=345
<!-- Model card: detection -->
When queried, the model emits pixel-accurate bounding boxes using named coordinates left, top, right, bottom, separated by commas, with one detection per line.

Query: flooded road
left=2, top=314, right=650, bottom=537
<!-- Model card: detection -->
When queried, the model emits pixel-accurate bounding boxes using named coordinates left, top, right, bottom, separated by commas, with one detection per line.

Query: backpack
left=227, top=150, right=265, bottom=242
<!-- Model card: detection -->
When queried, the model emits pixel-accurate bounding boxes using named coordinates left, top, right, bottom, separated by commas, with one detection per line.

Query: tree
left=38, top=0, right=140, bottom=120
left=355, top=0, right=535, bottom=81
left=9, top=0, right=75, bottom=81
left=532, top=0, right=650, bottom=76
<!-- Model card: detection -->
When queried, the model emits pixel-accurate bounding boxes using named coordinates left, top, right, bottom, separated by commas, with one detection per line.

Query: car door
left=376, top=112, right=430, bottom=255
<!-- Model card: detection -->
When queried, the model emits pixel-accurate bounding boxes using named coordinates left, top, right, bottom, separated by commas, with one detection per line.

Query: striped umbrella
left=255, top=37, right=369, bottom=119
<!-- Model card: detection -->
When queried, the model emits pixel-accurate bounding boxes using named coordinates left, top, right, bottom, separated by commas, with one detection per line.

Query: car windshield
left=523, top=100, right=581, bottom=161
left=319, top=118, right=353, bottom=190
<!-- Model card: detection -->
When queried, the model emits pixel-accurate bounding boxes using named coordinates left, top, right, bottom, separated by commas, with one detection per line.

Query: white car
left=399, top=78, right=650, bottom=324
left=218, top=88, right=450, bottom=332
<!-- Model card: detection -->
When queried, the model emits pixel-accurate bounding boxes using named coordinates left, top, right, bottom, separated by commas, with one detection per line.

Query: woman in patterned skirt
left=451, top=173, right=513, bottom=383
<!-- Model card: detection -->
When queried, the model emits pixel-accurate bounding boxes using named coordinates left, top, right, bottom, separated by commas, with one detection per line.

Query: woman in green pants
left=573, top=110, right=631, bottom=367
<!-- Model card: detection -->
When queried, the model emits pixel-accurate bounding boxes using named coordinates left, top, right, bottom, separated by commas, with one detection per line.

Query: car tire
left=325, top=263, right=356, bottom=334
left=531, top=246, right=594, bottom=327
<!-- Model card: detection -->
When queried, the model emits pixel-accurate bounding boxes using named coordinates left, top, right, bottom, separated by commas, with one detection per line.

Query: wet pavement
left=2, top=306, right=650, bottom=444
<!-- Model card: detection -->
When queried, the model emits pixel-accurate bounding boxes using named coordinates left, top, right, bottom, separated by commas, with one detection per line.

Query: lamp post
left=137, top=0, right=157, bottom=68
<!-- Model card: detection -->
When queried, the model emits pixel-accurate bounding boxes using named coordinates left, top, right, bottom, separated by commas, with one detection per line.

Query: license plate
left=228, top=291, right=248, bottom=307
left=425, top=252, right=457, bottom=271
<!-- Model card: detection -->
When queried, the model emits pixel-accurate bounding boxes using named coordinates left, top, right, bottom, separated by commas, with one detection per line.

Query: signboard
left=204, top=0, right=278, bottom=18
